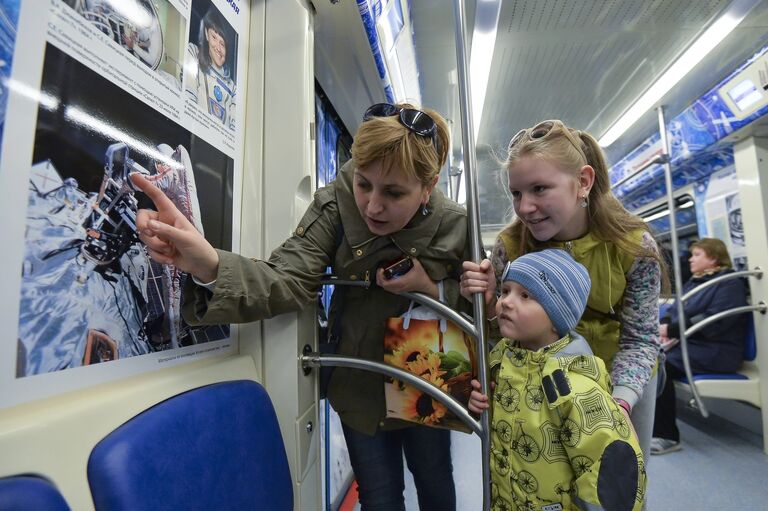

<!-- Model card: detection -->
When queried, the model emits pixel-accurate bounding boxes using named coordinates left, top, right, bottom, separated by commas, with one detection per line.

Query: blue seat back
left=658, top=302, right=673, bottom=320
left=88, top=380, right=293, bottom=511
left=0, top=476, right=70, bottom=511
left=744, top=317, right=757, bottom=361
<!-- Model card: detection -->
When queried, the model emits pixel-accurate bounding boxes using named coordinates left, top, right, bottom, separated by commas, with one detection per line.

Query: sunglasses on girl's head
left=363, top=103, right=439, bottom=148
left=507, top=119, right=586, bottom=162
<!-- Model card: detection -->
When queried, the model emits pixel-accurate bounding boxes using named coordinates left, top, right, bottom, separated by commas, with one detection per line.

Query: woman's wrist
left=194, top=248, right=220, bottom=283
left=424, top=279, right=440, bottom=300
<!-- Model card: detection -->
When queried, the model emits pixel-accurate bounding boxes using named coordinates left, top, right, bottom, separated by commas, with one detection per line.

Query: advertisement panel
left=0, top=0, right=248, bottom=408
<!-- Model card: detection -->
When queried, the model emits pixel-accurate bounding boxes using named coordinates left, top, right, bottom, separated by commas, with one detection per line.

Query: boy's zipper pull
left=364, top=270, right=371, bottom=288
left=565, top=241, right=573, bottom=254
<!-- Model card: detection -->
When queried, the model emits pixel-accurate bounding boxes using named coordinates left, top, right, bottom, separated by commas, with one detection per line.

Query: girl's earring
left=580, top=193, right=589, bottom=208
left=422, top=203, right=429, bottom=216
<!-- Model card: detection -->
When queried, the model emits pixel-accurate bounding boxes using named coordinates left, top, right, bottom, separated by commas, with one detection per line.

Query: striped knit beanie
left=502, top=248, right=591, bottom=336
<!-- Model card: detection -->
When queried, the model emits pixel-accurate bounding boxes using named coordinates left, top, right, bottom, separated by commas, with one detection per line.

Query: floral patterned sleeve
left=613, top=231, right=662, bottom=399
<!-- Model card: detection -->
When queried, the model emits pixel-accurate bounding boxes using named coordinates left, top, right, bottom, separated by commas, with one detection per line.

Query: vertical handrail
left=451, top=0, right=491, bottom=509
left=657, top=106, right=708, bottom=416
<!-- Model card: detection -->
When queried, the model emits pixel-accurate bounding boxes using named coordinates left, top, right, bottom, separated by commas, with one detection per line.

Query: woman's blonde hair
left=503, top=120, right=668, bottom=284
left=351, top=103, right=450, bottom=186
left=691, top=238, right=732, bottom=269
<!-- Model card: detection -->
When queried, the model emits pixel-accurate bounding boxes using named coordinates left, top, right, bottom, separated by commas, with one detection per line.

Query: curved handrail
left=676, top=302, right=766, bottom=418
left=684, top=303, right=766, bottom=337
left=319, top=276, right=479, bottom=338
left=300, top=351, right=482, bottom=436
left=401, top=291, right=478, bottom=338
left=680, top=268, right=763, bottom=302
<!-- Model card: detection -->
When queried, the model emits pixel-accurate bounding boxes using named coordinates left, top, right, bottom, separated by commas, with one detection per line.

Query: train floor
left=351, top=401, right=766, bottom=510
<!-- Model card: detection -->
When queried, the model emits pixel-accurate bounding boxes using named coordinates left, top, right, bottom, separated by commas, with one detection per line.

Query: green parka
left=182, top=160, right=469, bottom=435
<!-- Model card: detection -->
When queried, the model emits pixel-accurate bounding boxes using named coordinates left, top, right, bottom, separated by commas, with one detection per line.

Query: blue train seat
left=658, top=301, right=673, bottom=320
left=0, top=475, right=71, bottom=511
left=675, top=317, right=760, bottom=407
left=87, top=380, right=293, bottom=511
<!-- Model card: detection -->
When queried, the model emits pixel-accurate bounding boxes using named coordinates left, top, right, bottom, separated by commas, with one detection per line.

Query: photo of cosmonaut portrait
left=183, top=0, right=237, bottom=130
left=62, top=0, right=187, bottom=91
left=16, top=43, right=233, bottom=377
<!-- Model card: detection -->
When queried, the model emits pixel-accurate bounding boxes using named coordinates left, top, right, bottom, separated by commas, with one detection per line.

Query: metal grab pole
left=451, top=1, right=491, bottom=509
left=658, top=106, right=708, bottom=416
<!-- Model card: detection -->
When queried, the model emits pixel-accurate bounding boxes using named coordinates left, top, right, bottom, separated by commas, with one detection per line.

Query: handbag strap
left=402, top=280, right=446, bottom=333
left=403, top=300, right=416, bottom=330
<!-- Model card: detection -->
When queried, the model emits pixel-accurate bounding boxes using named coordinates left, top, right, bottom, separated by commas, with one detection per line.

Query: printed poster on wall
left=0, top=0, right=248, bottom=409
left=703, top=166, right=748, bottom=270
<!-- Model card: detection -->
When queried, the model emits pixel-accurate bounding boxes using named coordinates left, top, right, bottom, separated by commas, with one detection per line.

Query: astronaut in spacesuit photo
left=183, top=4, right=236, bottom=130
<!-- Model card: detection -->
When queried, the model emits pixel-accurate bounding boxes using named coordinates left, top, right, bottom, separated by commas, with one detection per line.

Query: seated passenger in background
left=652, top=238, right=749, bottom=454
left=468, top=249, right=646, bottom=511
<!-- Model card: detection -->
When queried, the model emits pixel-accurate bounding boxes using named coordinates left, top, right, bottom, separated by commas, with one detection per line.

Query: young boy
left=469, top=249, right=646, bottom=511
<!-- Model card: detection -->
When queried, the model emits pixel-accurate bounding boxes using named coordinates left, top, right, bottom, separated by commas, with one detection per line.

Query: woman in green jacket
left=460, top=119, right=665, bottom=464
left=131, top=103, right=467, bottom=511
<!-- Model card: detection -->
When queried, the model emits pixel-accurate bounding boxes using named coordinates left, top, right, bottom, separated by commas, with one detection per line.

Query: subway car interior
left=1, top=0, right=768, bottom=510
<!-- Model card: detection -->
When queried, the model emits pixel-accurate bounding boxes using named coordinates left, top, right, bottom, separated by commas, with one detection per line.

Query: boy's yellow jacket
left=489, top=334, right=646, bottom=511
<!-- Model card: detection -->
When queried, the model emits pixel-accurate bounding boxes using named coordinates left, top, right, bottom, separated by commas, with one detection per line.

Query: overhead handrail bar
left=451, top=0, right=491, bottom=509
left=301, top=350, right=482, bottom=436
left=610, top=154, right=669, bottom=190
left=680, top=268, right=763, bottom=302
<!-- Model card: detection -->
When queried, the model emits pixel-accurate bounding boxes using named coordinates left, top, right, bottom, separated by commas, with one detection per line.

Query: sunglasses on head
left=507, top=119, right=586, bottom=162
left=363, top=103, right=439, bottom=149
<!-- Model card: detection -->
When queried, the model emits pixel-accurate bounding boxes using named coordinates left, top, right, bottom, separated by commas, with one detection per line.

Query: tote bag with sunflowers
left=383, top=300, right=477, bottom=432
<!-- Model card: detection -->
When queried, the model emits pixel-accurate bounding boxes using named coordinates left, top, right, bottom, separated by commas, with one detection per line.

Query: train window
left=336, top=135, right=351, bottom=170
left=642, top=195, right=698, bottom=240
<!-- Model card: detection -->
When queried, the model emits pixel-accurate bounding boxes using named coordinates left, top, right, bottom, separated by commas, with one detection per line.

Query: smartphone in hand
left=382, top=256, right=414, bottom=280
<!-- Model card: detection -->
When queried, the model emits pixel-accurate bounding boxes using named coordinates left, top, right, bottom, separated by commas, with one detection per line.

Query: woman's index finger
left=130, top=173, right=176, bottom=210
